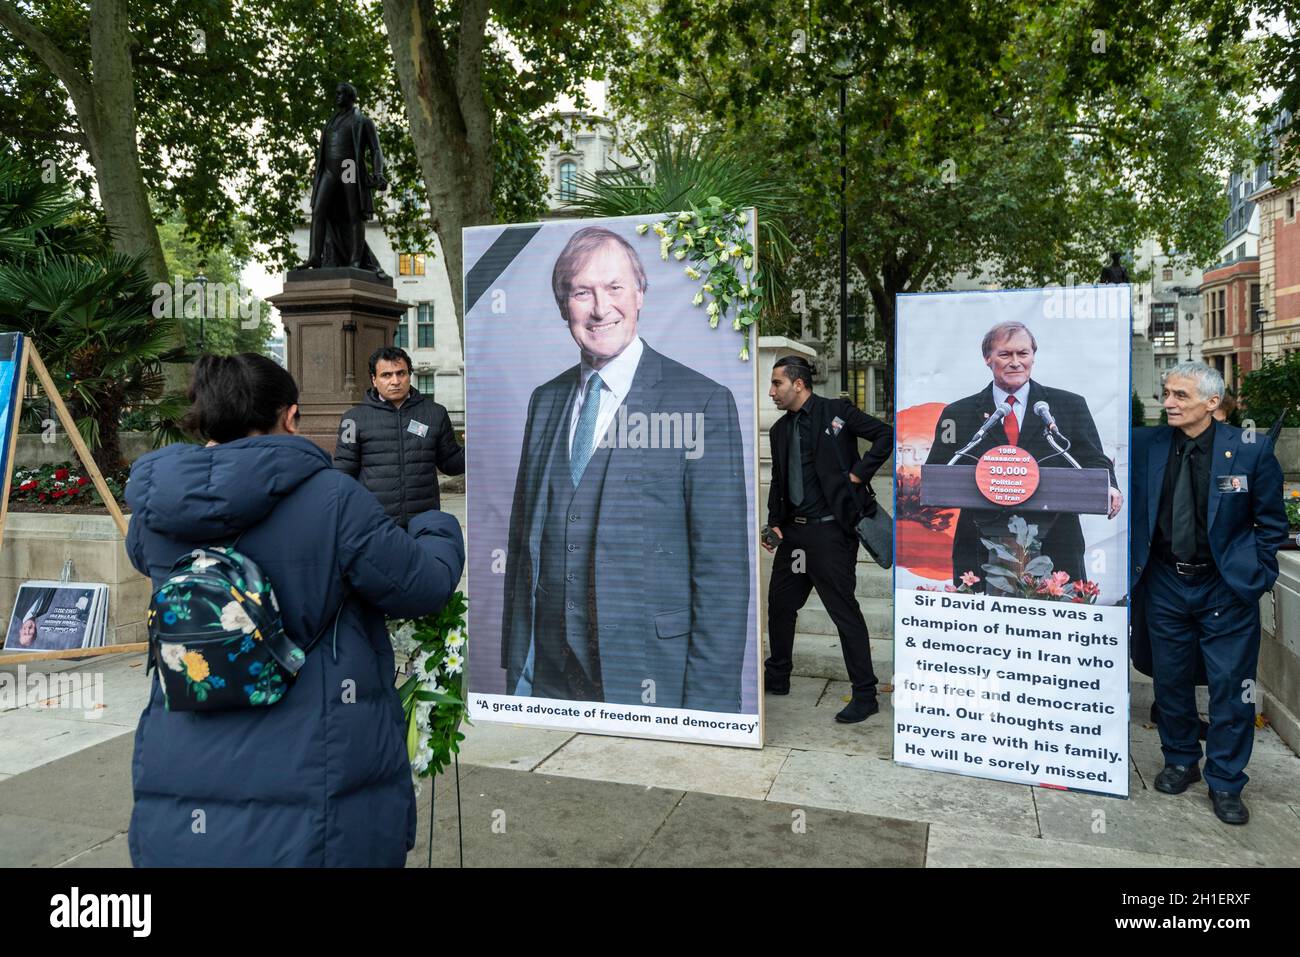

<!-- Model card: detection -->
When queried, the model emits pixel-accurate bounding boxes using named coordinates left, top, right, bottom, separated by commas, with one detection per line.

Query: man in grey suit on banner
left=501, top=226, right=750, bottom=713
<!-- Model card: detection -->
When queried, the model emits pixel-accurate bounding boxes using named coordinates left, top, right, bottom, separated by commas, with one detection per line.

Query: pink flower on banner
left=960, top=571, right=980, bottom=587
left=1038, top=577, right=1065, bottom=597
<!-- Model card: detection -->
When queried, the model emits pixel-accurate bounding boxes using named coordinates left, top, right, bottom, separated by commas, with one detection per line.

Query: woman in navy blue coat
left=125, top=354, right=464, bottom=867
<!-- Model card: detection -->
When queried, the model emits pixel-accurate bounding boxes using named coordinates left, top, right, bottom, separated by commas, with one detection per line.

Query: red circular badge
left=974, top=445, right=1040, bottom=506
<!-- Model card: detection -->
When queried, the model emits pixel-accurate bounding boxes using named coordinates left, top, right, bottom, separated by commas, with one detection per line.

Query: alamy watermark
left=0, top=666, right=105, bottom=718
left=151, top=275, right=261, bottom=329
left=597, top=407, right=706, bottom=460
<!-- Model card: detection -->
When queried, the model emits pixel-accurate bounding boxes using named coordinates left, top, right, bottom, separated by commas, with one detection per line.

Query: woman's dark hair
left=774, top=354, right=816, bottom=390
left=182, top=353, right=300, bottom=443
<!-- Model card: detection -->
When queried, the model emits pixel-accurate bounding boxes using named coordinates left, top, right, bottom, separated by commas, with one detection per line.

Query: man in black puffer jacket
left=334, top=346, right=465, bottom=527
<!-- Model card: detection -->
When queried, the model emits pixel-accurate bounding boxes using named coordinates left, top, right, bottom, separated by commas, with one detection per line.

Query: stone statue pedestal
left=269, top=274, right=409, bottom=454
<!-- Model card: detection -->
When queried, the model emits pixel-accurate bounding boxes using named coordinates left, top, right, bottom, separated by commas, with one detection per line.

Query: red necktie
left=1004, top=395, right=1019, bottom=446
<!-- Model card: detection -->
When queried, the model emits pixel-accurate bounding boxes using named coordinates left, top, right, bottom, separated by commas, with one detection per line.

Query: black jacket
left=924, top=380, right=1116, bottom=585
left=767, top=394, right=893, bottom=536
left=333, top=387, right=465, bottom=527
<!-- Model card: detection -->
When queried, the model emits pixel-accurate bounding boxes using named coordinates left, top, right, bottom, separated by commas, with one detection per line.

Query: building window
left=1150, top=302, right=1177, bottom=348
left=398, top=253, right=426, bottom=277
left=1250, top=283, right=1260, bottom=331
left=1236, top=242, right=1246, bottom=261
left=1287, top=197, right=1295, bottom=221
left=394, top=315, right=409, bottom=349
left=416, top=302, right=434, bottom=348
left=1161, top=268, right=1173, bottom=282
left=416, top=374, right=435, bottom=395
left=558, top=160, right=577, bottom=202
left=1217, top=290, right=1226, bottom=337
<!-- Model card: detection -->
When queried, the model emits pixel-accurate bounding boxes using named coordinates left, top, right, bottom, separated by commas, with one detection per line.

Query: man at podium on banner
left=925, top=321, right=1123, bottom=587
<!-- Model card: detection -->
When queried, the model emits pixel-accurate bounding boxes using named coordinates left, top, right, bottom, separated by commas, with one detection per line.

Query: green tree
left=1240, top=352, right=1300, bottom=428
left=379, top=0, right=629, bottom=338
left=0, top=151, right=184, bottom=470
left=156, top=215, right=273, bottom=357
left=611, top=0, right=1258, bottom=413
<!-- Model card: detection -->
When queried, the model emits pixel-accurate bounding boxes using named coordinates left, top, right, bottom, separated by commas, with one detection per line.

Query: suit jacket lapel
left=1207, top=420, right=1235, bottom=532
left=528, top=369, right=580, bottom=563
left=601, top=341, right=662, bottom=494
left=1022, top=381, right=1046, bottom=442
left=1147, top=426, right=1172, bottom=534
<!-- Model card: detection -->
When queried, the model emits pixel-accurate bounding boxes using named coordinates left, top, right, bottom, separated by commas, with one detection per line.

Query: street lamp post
left=829, top=50, right=856, bottom=401
left=195, top=272, right=208, bottom=354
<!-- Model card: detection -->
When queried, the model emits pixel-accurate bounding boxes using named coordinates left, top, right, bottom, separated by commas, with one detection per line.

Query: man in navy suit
left=1131, top=362, right=1288, bottom=825
left=501, top=226, right=749, bottom=713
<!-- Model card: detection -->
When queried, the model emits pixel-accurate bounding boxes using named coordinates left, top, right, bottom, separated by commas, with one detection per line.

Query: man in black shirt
left=763, top=356, right=893, bottom=723
left=1130, top=362, right=1289, bottom=825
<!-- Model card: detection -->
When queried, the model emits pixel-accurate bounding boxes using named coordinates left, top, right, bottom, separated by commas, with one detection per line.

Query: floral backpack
left=146, top=545, right=342, bottom=712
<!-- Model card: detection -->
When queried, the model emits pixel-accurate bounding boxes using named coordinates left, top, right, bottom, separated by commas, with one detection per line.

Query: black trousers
left=765, top=520, right=878, bottom=696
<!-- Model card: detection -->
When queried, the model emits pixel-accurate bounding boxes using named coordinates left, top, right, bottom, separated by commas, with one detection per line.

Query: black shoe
left=1209, top=790, right=1249, bottom=825
left=764, top=674, right=790, bottom=695
left=1153, top=763, right=1202, bottom=794
left=1198, top=719, right=1210, bottom=741
left=834, top=696, right=879, bottom=724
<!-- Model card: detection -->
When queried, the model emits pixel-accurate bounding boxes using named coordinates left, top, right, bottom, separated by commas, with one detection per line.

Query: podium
left=920, top=465, right=1110, bottom=515
left=920, top=463, right=1110, bottom=591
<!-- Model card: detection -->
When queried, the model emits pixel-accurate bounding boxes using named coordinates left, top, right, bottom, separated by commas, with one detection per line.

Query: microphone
left=972, top=401, right=1013, bottom=443
left=1033, top=400, right=1058, bottom=432
left=949, top=402, right=1012, bottom=464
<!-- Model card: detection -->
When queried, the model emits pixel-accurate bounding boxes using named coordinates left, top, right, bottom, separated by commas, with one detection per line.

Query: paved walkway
left=0, top=647, right=1296, bottom=868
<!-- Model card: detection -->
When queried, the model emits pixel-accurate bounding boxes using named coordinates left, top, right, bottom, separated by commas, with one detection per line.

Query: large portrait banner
left=463, top=213, right=762, bottom=747
left=893, top=286, right=1132, bottom=797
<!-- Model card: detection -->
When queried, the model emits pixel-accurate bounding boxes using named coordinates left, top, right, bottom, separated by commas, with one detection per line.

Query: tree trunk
left=382, top=0, right=495, bottom=349
left=85, top=0, right=167, bottom=281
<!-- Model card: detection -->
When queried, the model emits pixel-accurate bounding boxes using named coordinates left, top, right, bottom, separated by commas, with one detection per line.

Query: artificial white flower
left=740, top=344, right=750, bottom=361
left=445, top=629, right=466, bottom=650
left=677, top=210, right=693, bottom=222
left=730, top=245, right=743, bottom=258
left=733, top=318, right=742, bottom=331
left=674, top=248, right=687, bottom=260
left=683, top=233, right=694, bottom=247
left=684, top=266, right=701, bottom=280
left=160, top=643, right=187, bottom=672
left=743, top=256, right=753, bottom=269
left=636, top=223, right=649, bottom=235
left=739, top=284, right=750, bottom=298
left=444, top=651, right=465, bottom=674
left=219, top=600, right=255, bottom=634
left=692, top=291, right=704, bottom=306
left=653, top=223, right=667, bottom=237
left=736, top=210, right=747, bottom=224
left=702, top=282, right=714, bottom=293
left=706, top=300, right=719, bottom=316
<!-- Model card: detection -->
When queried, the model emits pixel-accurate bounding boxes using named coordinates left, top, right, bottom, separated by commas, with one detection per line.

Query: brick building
left=1198, top=258, right=1261, bottom=393
left=1254, top=175, right=1300, bottom=361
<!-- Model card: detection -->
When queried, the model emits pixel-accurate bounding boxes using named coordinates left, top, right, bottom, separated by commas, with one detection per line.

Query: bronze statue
left=1099, top=251, right=1129, bottom=284
left=299, top=82, right=390, bottom=279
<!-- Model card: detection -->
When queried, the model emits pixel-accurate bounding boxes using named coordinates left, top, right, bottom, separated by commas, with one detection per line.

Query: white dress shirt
left=568, top=336, right=644, bottom=456
left=991, top=381, right=1031, bottom=435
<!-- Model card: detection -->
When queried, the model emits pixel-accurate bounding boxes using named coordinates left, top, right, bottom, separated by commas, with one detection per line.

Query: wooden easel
left=0, top=340, right=146, bottom=663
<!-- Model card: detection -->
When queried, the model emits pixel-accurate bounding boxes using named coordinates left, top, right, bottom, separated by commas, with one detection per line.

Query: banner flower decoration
left=636, top=198, right=760, bottom=360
